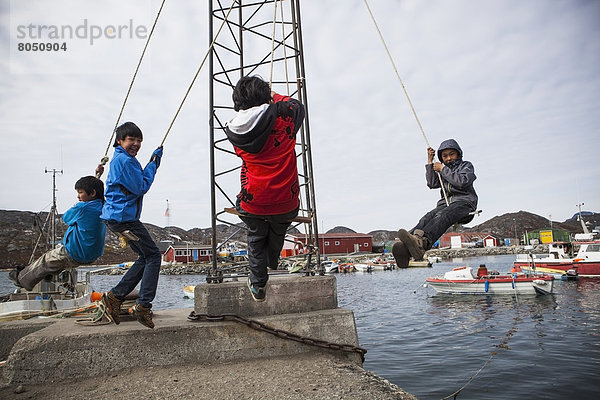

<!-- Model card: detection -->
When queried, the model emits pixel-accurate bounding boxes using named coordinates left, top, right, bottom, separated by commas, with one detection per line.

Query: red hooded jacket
left=225, top=93, right=305, bottom=215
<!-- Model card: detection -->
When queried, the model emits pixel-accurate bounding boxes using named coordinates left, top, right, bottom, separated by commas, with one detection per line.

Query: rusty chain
left=187, top=311, right=367, bottom=362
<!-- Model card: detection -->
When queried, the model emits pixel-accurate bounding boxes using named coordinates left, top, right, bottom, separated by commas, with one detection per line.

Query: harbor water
left=1, top=254, right=599, bottom=399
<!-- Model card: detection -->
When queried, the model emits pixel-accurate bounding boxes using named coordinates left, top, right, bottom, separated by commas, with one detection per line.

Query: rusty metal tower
left=207, top=0, right=320, bottom=281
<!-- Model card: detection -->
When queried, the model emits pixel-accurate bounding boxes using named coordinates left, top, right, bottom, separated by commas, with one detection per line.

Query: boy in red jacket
left=225, top=76, right=305, bottom=302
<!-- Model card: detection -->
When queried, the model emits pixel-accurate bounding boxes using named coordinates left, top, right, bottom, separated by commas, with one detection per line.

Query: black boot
left=392, top=240, right=410, bottom=268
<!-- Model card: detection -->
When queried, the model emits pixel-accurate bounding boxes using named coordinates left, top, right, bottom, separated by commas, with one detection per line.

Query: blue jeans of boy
left=106, top=220, right=161, bottom=308
left=411, top=202, right=474, bottom=250
left=239, top=208, right=298, bottom=287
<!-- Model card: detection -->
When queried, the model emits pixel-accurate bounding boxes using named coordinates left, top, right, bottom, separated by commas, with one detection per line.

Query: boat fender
left=91, top=291, right=102, bottom=302
left=484, top=280, right=489, bottom=292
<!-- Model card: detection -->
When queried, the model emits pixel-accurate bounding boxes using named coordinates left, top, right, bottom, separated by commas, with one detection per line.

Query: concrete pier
left=0, top=274, right=417, bottom=399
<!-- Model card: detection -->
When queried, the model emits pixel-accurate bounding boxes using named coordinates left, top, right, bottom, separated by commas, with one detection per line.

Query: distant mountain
left=468, top=210, right=600, bottom=238
left=326, top=226, right=356, bottom=234
left=0, top=209, right=597, bottom=268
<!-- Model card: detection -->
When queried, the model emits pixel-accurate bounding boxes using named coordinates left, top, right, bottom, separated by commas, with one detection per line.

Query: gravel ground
left=0, top=353, right=417, bottom=400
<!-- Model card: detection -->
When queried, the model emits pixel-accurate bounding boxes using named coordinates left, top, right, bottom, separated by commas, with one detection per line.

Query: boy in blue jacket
left=9, top=176, right=106, bottom=291
left=97, top=121, right=163, bottom=329
left=393, top=139, right=478, bottom=267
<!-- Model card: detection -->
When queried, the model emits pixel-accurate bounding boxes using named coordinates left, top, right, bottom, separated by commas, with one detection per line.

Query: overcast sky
left=1, top=0, right=599, bottom=234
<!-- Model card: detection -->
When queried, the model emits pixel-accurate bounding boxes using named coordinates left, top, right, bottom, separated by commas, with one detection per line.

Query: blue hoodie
left=101, top=146, right=158, bottom=222
left=425, top=139, right=478, bottom=209
left=62, top=199, right=106, bottom=263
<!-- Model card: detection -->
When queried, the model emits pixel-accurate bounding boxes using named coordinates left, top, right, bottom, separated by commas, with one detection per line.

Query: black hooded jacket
left=425, top=139, right=478, bottom=209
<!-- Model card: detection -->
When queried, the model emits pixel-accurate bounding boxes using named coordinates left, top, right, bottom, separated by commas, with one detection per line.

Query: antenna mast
left=45, top=167, right=63, bottom=249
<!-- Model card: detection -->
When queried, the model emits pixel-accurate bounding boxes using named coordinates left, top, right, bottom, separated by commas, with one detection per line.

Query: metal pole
left=208, top=0, right=218, bottom=279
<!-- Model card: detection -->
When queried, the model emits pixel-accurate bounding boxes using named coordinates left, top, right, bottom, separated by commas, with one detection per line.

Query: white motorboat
left=426, top=266, right=554, bottom=295
left=320, top=260, right=339, bottom=273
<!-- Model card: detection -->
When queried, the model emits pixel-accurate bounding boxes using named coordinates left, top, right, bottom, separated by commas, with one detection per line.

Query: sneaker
left=129, top=304, right=154, bottom=329
left=8, top=269, right=22, bottom=288
left=392, top=240, right=410, bottom=268
left=247, top=277, right=266, bottom=302
left=101, top=291, right=123, bottom=325
left=398, top=229, right=426, bottom=261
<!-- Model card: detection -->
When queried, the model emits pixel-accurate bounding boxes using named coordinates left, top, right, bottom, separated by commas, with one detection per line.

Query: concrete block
left=2, top=307, right=361, bottom=385
left=0, top=318, right=54, bottom=361
left=194, top=274, right=338, bottom=317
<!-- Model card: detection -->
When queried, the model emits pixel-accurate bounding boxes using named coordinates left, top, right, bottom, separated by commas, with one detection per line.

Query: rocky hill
left=1, top=209, right=597, bottom=268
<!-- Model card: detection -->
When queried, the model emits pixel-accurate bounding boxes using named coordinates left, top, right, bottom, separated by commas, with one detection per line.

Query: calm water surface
left=2, top=254, right=599, bottom=399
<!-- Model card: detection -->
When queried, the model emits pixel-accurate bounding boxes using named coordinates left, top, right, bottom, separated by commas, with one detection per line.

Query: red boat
left=514, top=241, right=600, bottom=278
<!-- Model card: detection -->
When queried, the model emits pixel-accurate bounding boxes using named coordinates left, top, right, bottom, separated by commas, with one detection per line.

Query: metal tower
left=207, top=0, right=320, bottom=281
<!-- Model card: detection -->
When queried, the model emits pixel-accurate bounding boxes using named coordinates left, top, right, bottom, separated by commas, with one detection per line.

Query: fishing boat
left=338, top=263, right=354, bottom=273
left=426, top=266, right=554, bottom=295
left=0, top=268, right=102, bottom=322
left=1, top=171, right=101, bottom=322
left=321, top=260, right=339, bottom=273
left=353, top=263, right=373, bottom=273
left=514, top=241, right=600, bottom=278
left=364, top=258, right=395, bottom=271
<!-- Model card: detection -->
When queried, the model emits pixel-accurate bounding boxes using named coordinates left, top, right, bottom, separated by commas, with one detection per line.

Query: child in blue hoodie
left=97, top=121, right=163, bottom=329
left=393, top=139, right=478, bottom=267
left=9, top=176, right=106, bottom=291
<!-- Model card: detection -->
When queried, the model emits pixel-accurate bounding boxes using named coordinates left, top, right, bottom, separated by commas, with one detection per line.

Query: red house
left=293, top=232, right=373, bottom=255
left=163, top=243, right=213, bottom=263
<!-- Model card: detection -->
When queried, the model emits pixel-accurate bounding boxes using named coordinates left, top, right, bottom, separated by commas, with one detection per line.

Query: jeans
left=106, top=220, right=161, bottom=308
left=239, top=208, right=298, bottom=287
left=18, top=245, right=80, bottom=291
left=411, top=202, right=474, bottom=249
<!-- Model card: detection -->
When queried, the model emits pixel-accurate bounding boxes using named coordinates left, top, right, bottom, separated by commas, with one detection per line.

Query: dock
left=0, top=275, right=416, bottom=399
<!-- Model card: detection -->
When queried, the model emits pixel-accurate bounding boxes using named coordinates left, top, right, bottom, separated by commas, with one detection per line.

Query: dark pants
left=411, top=202, right=474, bottom=250
left=239, top=208, right=298, bottom=287
left=106, top=220, right=161, bottom=308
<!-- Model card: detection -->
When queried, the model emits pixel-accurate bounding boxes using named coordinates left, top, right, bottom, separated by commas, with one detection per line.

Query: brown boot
left=129, top=304, right=154, bottom=329
left=101, top=291, right=123, bottom=325
left=392, top=240, right=410, bottom=268
left=398, top=229, right=426, bottom=261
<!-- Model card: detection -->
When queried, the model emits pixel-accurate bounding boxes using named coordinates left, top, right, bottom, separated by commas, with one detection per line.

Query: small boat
left=183, top=285, right=195, bottom=299
left=338, top=263, right=354, bottom=273
left=320, top=260, right=339, bottom=273
left=426, top=265, right=554, bottom=295
left=364, top=259, right=395, bottom=271
left=408, top=259, right=432, bottom=268
left=514, top=240, right=600, bottom=278
left=0, top=270, right=100, bottom=322
left=353, top=263, right=373, bottom=273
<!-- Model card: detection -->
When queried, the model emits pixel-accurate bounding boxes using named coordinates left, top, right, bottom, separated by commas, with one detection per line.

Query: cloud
left=0, top=0, right=598, bottom=234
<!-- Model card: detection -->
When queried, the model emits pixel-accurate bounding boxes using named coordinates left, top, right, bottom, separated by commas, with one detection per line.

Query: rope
left=158, top=0, right=237, bottom=148
left=97, top=0, right=167, bottom=177
left=440, top=304, right=521, bottom=399
left=362, top=0, right=449, bottom=206
left=269, top=0, right=279, bottom=86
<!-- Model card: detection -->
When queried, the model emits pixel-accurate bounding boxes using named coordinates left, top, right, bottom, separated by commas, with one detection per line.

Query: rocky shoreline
left=91, top=245, right=545, bottom=276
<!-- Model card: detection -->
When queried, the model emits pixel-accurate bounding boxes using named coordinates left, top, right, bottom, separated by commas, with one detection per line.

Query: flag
left=165, top=207, right=170, bottom=217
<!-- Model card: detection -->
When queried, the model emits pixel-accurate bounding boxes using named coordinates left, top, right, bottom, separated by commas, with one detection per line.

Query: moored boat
left=353, top=263, right=373, bottom=273
left=338, top=263, right=355, bottom=273
left=0, top=270, right=100, bottom=322
left=514, top=241, right=600, bottom=278
left=426, top=266, right=554, bottom=295
left=321, top=260, right=339, bottom=273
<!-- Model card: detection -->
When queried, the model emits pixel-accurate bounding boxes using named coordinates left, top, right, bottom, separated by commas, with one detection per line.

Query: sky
left=1, top=0, right=599, bottom=234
